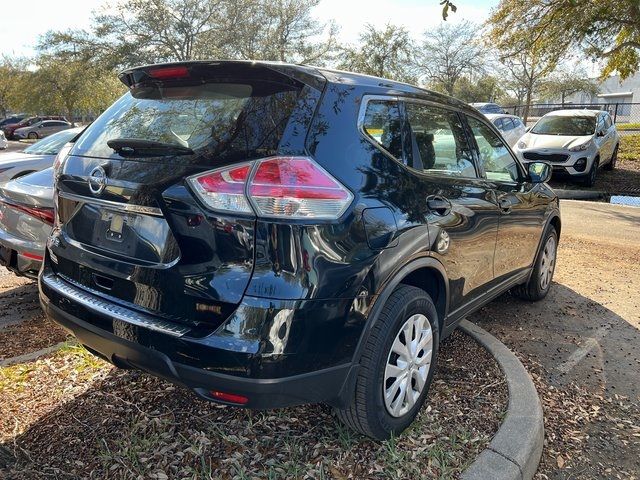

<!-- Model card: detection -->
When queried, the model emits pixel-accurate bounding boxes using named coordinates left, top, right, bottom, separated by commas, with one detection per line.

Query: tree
left=223, top=0, right=339, bottom=64
left=338, top=24, right=416, bottom=83
left=418, top=21, right=484, bottom=96
left=0, top=57, right=27, bottom=118
left=452, top=75, right=503, bottom=103
left=24, top=54, right=125, bottom=121
left=39, top=0, right=338, bottom=69
left=497, top=46, right=558, bottom=122
left=539, top=69, right=599, bottom=104
left=488, top=0, right=640, bottom=79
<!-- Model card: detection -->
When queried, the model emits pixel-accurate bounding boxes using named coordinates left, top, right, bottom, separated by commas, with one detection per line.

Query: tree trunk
left=523, top=88, right=532, bottom=124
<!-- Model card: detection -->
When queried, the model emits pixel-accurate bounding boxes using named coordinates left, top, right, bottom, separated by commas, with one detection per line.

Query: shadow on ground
left=469, top=283, right=640, bottom=479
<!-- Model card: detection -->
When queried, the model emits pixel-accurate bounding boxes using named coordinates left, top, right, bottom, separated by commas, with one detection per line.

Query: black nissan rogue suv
left=39, top=61, right=560, bottom=440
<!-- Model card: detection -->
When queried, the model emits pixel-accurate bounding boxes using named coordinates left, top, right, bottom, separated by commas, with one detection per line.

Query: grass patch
left=617, top=123, right=640, bottom=131
left=619, top=134, right=640, bottom=165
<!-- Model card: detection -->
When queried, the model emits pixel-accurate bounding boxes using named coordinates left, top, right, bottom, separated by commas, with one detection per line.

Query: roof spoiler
left=118, top=60, right=326, bottom=91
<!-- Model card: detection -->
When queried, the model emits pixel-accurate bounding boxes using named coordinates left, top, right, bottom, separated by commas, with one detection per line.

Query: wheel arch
left=353, top=257, right=449, bottom=362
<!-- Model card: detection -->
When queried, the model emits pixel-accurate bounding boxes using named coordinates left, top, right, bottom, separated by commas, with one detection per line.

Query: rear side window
left=494, top=118, right=505, bottom=131
left=502, top=118, right=515, bottom=131
left=361, top=100, right=404, bottom=160
left=72, top=81, right=302, bottom=163
left=405, top=103, right=476, bottom=178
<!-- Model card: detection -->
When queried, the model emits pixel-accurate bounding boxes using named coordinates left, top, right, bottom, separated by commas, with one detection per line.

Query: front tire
left=582, top=159, right=598, bottom=187
left=603, top=145, right=618, bottom=171
left=512, top=227, right=558, bottom=301
left=27, top=132, right=38, bottom=140
left=335, top=285, right=439, bottom=440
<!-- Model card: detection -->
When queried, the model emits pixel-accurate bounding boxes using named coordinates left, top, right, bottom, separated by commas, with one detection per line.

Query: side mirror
left=527, top=161, right=552, bottom=184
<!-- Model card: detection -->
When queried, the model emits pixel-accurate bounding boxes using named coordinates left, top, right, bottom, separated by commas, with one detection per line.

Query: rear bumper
left=39, top=268, right=359, bottom=409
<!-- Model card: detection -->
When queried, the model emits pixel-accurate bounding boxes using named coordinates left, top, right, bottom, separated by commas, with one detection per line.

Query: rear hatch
left=49, top=62, right=322, bottom=332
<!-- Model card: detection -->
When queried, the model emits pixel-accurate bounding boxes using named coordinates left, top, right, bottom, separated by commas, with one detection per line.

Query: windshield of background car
left=531, top=115, right=595, bottom=136
left=23, top=129, right=79, bottom=155
left=71, top=81, right=302, bottom=163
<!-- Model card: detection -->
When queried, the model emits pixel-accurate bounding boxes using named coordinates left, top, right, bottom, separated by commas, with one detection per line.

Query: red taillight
left=249, top=157, right=352, bottom=218
left=21, top=252, right=43, bottom=261
left=210, top=390, right=249, bottom=405
left=148, top=66, right=190, bottom=80
left=6, top=203, right=55, bottom=226
left=188, top=157, right=353, bottom=219
left=190, top=162, right=253, bottom=214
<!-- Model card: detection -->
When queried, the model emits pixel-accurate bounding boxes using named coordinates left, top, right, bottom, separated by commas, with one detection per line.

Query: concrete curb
left=0, top=342, right=68, bottom=367
left=460, top=319, right=544, bottom=480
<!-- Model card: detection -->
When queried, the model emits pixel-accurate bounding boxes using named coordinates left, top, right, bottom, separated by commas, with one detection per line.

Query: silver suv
left=513, top=109, right=620, bottom=187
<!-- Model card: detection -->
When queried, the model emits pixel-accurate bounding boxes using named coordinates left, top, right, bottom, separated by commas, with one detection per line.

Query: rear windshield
left=72, top=81, right=302, bottom=163
left=531, top=116, right=595, bottom=136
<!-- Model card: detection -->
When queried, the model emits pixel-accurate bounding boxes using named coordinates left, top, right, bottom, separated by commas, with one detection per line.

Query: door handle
left=498, top=197, right=513, bottom=214
left=427, top=195, right=452, bottom=216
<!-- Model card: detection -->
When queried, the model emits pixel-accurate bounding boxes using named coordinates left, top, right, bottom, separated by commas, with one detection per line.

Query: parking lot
left=0, top=199, right=637, bottom=479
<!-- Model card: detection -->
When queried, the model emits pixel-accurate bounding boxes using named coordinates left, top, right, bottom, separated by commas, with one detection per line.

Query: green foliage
left=20, top=54, right=125, bottom=120
left=488, top=0, right=640, bottom=80
left=0, top=56, right=29, bottom=117
left=451, top=76, right=504, bottom=103
left=338, top=24, right=417, bottom=83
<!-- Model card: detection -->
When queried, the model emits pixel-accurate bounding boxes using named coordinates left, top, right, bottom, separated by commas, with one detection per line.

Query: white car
left=485, top=114, right=527, bottom=147
left=0, top=130, right=7, bottom=150
left=513, top=110, right=620, bottom=187
left=0, top=127, right=82, bottom=182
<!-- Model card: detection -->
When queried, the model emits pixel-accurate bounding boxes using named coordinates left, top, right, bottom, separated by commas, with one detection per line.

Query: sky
left=0, top=0, right=499, bottom=58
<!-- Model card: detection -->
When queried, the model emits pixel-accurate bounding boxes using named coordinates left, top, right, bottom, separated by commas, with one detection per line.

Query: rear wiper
left=107, top=138, right=194, bottom=157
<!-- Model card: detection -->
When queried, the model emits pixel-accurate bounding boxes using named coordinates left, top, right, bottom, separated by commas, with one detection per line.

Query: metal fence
left=504, top=103, right=640, bottom=128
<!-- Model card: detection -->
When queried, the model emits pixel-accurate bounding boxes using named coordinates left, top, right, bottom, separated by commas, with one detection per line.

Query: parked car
left=14, top=120, right=73, bottom=140
left=485, top=114, right=527, bottom=147
left=513, top=109, right=619, bottom=187
left=0, top=167, right=54, bottom=278
left=39, top=61, right=560, bottom=440
left=470, top=102, right=505, bottom=115
left=0, top=130, right=7, bottom=150
left=0, top=115, right=26, bottom=128
left=2, top=115, right=68, bottom=139
left=0, top=127, right=83, bottom=182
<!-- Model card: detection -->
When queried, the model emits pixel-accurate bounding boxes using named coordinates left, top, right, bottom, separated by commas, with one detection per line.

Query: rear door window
left=72, top=81, right=302, bottom=163
left=404, top=102, right=477, bottom=178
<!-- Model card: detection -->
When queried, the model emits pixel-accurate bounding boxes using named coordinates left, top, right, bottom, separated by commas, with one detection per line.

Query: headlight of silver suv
left=569, top=141, right=591, bottom=152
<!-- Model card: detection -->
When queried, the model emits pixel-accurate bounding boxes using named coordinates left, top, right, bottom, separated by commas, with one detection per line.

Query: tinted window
left=502, top=118, right=515, bottom=131
left=468, top=116, right=520, bottom=183
left=73, top=81, right=302, bottom=163
left=362, top=100, right=404, bottom=161
left=604, top=114, right=612, bottom=129
left=512, top=117, right=523, bottom=128
left=531, top=115, right=595, bottom=136
left=493, top=118, right=505, bottom=131
left=405, top=103, right=476, bottom=177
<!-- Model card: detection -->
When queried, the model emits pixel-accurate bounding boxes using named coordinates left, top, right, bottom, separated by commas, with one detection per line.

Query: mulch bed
left=0, top=329, right=507, bottom=479
left=0, top=317, right=69, bottom=361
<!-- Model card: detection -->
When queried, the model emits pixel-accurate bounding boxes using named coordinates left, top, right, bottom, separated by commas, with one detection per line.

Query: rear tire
left=603, top=146, right=618, bottom=171
left=512, top=227, right=558, bottom=301
left=334, top=285, right=439, bottom=440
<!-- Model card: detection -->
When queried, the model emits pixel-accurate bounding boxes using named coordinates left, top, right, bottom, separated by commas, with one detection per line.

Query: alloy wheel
left=539, top=235, right=557, bottom=291
left=383, top=313, right=433, bottom=418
